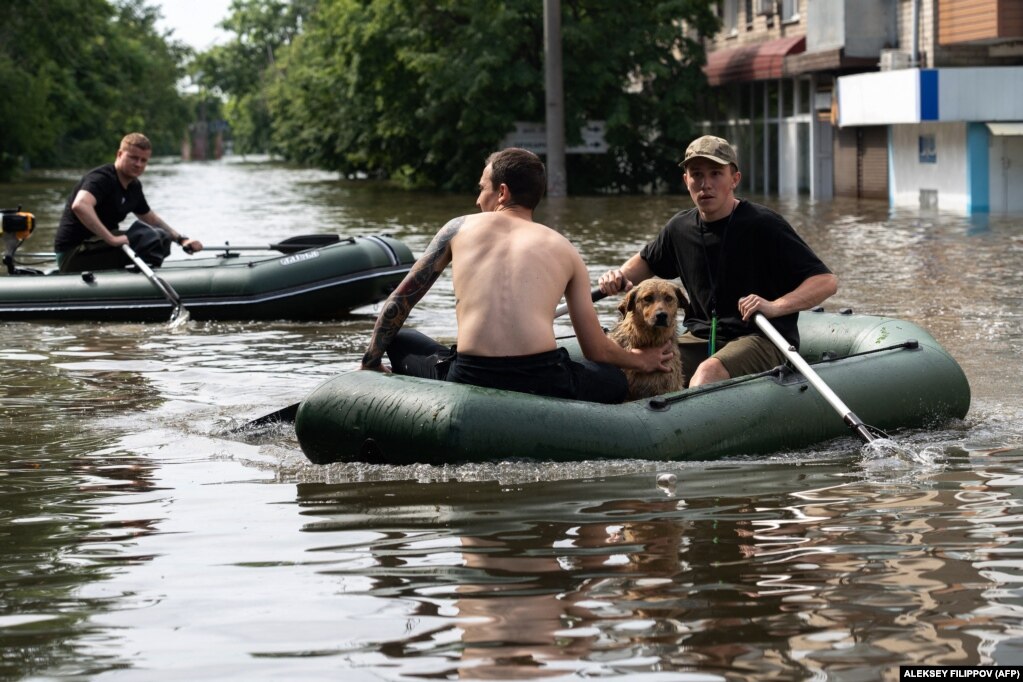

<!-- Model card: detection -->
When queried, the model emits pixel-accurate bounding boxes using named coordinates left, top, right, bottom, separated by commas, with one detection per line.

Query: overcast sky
left=152, top=0, right=233, bottom=50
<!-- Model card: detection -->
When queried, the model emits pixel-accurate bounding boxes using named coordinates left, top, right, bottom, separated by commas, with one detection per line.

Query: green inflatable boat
left=0, top=234, right=414, bottom=322
left=295, top=310, right=971, bottom=464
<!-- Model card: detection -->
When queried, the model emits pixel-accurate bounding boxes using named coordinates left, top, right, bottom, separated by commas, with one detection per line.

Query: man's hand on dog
left=629, top=341, right=675, bottom=373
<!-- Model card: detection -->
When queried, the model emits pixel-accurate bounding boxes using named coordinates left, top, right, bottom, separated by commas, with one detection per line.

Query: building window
left=919, top=135, right=937, bottom=163
left=780, top=0, right=799, bottom=22
left=723, top=0, right=739, bottom=35
left=745, top=0, right=754, bottom=29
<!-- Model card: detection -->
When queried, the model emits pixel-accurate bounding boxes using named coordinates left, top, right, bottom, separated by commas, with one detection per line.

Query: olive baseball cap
left=680, top=135, right=739, bottom=170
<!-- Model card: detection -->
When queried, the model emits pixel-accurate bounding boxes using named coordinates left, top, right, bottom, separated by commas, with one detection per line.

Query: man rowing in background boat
left=54, top=132, right=204, bottom=273
left=360, top=147, right=672, bottom=403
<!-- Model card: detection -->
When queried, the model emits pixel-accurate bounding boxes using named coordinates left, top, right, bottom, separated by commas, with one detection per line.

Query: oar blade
left=273, top=234, right=342, bottom=254
left=168, top=304, right=191, bottom=328
left=229, top=402, right=301, bottom=433
left=203, top=234, right=344, bottom=254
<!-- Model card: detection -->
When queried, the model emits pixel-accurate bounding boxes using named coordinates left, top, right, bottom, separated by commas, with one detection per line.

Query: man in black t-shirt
left=598, top=135, right=838, bottom=388
left=54, top=133, right=204, bottom=272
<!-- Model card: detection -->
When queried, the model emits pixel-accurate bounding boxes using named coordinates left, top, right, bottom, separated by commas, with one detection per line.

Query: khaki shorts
left=678, top=331, right=787, bottom=385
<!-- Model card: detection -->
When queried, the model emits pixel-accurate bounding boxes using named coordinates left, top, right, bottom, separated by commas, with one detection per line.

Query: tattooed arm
left=361, top=217, right=464, bottom=370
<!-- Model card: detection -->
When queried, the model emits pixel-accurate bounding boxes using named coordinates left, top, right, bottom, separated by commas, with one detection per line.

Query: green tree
left=270, top=0, right=717, bottom=192
left=0, top=0, right=189, bottom=179
left=0, top=0, right=105, bottom=178
left=559, top=1, right=719, bottom=192
left=191, top=0, right=314, bottom=154
left=266, top=0, right=538, bottom=188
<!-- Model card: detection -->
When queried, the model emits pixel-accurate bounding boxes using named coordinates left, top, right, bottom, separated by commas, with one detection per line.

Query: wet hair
left=485, top=148, right=546, bottom=210
left=119, top=133, right=152, bottom=152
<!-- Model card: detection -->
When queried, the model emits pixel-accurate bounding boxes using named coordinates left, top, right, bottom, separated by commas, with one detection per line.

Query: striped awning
left=703, top=35, right=807, bottom=86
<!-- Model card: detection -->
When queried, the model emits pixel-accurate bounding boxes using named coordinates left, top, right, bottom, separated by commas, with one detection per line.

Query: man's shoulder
left=440, top=214, right=472, bottom=232
left=665, top=207, right=698, bottom=226
left=660, top=207, right=699, bottom=236
left=80, top=164, right=120, bottom=191
left=466, top=213, right=564, bottom=238
left=84, top=163, right=117, bottom=180
left=738, top=199, right=788, bottom=224
left=465, top=214, right=577, bottom=259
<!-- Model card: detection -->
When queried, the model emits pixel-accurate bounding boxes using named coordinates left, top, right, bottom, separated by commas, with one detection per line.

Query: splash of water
left=168, top=306, right=191, bottom=329
left=859, top=437, right=943, bottom=471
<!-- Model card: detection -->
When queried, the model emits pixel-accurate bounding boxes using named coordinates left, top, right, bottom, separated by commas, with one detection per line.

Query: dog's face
left=618, top=280, right=689, bottom=329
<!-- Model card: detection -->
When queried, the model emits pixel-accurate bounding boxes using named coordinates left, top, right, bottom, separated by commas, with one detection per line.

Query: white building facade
left=838, top=66, right=1023, bottom=213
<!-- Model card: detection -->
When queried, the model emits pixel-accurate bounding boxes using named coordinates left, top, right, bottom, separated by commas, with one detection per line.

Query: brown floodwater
left=1, top=157, right=1021, bottom=680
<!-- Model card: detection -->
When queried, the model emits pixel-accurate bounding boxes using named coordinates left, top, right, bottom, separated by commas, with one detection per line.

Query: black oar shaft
left=204, top=234, right=343, bottom=254
left=233, top=402, right=301, bottom=432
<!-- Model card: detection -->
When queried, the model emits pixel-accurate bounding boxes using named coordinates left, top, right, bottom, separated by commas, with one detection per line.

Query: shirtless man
left=360, top=147, right=672, bottom=403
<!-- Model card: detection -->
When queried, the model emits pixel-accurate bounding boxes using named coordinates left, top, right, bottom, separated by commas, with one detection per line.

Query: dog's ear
left=618, top=288, right=638, bottom=318
left=674, top=285, right=691, bottom=316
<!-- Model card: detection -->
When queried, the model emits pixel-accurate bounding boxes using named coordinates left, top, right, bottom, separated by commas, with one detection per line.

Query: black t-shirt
left=54, top=164, right=151, bottom=252
left=639, top=200, right=831, bottom=347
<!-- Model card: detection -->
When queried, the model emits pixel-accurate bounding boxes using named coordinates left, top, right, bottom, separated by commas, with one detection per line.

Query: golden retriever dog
left=608, top=279, right=688, bottom=400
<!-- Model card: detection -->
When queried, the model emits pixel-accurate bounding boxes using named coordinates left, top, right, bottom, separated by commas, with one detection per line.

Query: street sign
left=501, top=121, right=608, bottom=154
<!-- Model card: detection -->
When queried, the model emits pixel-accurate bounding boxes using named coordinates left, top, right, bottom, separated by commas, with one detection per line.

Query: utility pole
left=543, top=0, right=567, bottom=197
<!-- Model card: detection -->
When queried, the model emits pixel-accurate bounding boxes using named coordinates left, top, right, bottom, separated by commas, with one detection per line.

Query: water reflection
left=290, top=457, right=1023, bottom=678
left=0, top=435, right=163, bottom=678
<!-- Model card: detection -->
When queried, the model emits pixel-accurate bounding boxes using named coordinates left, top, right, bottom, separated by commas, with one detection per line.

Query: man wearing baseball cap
left=598, top=134, right=838, bottom=388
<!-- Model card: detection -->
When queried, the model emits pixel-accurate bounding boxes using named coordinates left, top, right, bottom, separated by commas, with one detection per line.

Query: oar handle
left=554, top=287, right=608, bottom=318
left=754, top=313, right=877, bottom=443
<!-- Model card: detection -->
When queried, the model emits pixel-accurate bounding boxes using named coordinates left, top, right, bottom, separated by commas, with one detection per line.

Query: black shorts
left=387, top=329, right=627, bottom=404
left=57, top=236, right=129, bottom=273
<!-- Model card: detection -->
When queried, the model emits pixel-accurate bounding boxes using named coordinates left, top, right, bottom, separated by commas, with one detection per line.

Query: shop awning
left=704, top=35, right=807, bottom=86
left=987, top=122, right=1023, bottom=136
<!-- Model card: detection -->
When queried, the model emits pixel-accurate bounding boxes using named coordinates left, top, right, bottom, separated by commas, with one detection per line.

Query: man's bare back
left=451, top=212, right=576, bottom=356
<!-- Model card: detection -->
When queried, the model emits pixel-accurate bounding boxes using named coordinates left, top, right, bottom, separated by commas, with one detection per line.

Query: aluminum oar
left=553, top=287, right=607, bottom=317
left=754, top=312, right=878, bottom=443
left=120, top=244, right=190, bottom=326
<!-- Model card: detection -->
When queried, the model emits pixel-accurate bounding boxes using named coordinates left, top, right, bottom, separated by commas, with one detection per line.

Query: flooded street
left=2, top=157, right=1022, bottom=680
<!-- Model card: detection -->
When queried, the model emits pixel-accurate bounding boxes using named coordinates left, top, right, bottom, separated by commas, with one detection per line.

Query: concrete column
left=544, top=0, right=567, bottom=197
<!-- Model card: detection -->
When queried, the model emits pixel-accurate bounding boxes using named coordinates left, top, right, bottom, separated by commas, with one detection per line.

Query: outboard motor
left=2, top=206, right=39, bottom=275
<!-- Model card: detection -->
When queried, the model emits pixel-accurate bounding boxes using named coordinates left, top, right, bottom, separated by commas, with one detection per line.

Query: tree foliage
left=267, top=0, right=544, bottom=190
left=207, top=0, right=717, bottom=193
left=191, top=0, right=314, bottom=154
left=557, top=1, right=720, bottom=192
left=0, top=0, right=190, bottom=180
